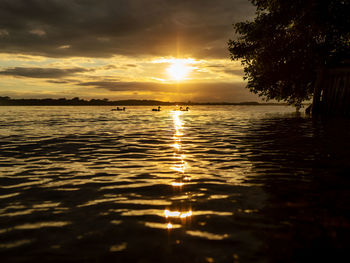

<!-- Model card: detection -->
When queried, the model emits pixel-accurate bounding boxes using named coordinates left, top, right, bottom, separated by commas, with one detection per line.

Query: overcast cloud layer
left=0, top=66, right=89, bottom=78
left=0, top=0, right=255, bottom=58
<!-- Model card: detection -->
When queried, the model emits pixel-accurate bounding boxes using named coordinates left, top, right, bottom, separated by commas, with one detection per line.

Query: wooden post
left=345, top=74, right=350, bottom=116
left=312, top=68, right=325, bottom=114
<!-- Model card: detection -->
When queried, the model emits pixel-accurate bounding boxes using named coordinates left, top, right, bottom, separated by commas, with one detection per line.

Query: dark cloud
left=77, top=80, right=259, bottom=102
left=204, top=64, right=245, bottom=76
left=0, top=67, right=89, bottom=78
left=0, top=0, right=255, bottom=58
left=224, top=69, right=245, bottom=76
left=78, top=81, right=163, bottom=91
left=46, top=79, right=75, bottom=84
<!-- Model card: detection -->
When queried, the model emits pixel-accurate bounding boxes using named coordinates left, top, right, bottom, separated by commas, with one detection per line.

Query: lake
left=0, top=106, right=349, bottom=262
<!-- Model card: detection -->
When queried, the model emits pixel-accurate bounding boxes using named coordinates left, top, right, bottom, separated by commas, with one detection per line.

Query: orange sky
left=0, top=0, right=260, bottom=102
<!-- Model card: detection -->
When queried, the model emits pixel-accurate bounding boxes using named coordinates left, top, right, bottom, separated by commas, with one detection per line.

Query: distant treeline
left=0, top=96, right=176, bottom=106
left=0, top=96, right=282, bottom=106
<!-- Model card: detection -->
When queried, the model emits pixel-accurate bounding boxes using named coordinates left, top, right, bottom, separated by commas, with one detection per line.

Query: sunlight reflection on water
left=1, top=105, right=350, bottom=262
left=163, top=110, right=193, bottom=230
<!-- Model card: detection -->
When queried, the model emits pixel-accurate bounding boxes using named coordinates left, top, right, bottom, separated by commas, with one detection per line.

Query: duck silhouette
left=111, top=107, right=126, bottom=111
left=180, top=107, right=189, bottom=111
left=152, top=106, right=161, bottom=111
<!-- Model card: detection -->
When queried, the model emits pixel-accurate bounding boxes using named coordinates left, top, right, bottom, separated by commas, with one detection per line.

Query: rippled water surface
left=1, top=106, right=350, bottom=262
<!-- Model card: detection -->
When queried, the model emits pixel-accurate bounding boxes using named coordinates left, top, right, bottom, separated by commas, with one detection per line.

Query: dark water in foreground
left=0, top=106, right=350, bottom=263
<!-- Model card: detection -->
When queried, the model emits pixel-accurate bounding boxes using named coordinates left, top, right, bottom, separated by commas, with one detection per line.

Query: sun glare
left=167, top=60, right=191, bottom=81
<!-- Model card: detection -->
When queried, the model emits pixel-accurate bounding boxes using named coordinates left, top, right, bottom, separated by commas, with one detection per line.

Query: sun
left=167, top=60, right=191, bottom=81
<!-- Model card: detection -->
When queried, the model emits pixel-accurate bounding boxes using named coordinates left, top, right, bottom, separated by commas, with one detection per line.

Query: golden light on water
left=172, top=142, right=181, bottom=151
left=144, top=221, right=181, bottom=230
left=164, top=209, right=192, bottom=219
left=170, top=110, right=189, bottom=174
left=170, top=164, right=187, bottom=173
left=164, top=210, right=181, bottom=217
left=165, top=109, right=193, bottom=230
left=171, top=182, right=185, bottom=187
left=172, top=110, right=184, bottom=136
left=180, top=210, right=192, bottom=218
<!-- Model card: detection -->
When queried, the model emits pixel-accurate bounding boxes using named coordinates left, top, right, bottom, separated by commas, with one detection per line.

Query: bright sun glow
left=167, top=60, right=191, bottom=81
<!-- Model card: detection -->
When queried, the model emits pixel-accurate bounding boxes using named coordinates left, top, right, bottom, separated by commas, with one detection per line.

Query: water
left=0, top=106, right=349, bottom=262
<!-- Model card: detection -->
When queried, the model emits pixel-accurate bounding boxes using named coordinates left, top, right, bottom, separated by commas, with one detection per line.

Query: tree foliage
left=228, top=0, right=350, bottom=106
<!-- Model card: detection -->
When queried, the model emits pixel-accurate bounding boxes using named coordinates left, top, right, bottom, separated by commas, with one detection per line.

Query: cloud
left=46, top=79, right=75, bottom=84
left=223, top=69, right=245, bottom=76
left=77, top=80, right=259, bottom=102
left=0, top=0, right=255, bottom=58
left=0, top=67, right=89, bottom=78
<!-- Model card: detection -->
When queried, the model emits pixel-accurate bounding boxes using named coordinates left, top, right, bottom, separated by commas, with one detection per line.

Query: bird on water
left=152, top=106, right=161, bottom=111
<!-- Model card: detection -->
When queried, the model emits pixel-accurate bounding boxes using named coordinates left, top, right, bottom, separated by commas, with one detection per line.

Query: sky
left=0, top=0, right=260, bottom=102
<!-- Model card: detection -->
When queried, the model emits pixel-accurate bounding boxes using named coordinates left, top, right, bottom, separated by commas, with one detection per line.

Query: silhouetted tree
left=228, top=0, right=350, bottom=106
